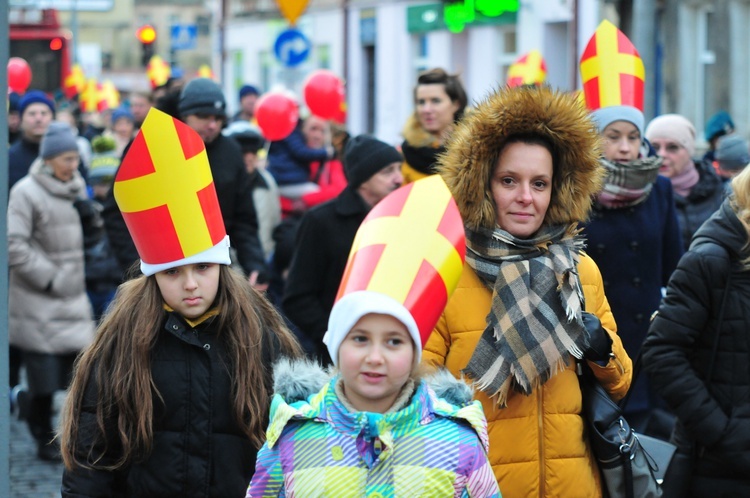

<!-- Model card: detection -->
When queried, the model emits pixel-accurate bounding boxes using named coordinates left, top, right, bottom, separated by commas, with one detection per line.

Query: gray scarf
left=596, top=154, right=662, bottom=209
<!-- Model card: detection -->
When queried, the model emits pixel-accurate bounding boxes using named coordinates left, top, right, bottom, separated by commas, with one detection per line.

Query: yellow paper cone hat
left=114, top=108, right=230, bottom=276
left=507, top=50, right=547, bottom=87
left=580, top=20, right=645, bottom=133
left=324, top=175, right=466, bottom=365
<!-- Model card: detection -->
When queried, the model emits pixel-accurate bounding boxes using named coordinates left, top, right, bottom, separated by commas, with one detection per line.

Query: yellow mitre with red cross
left=114, top=108, right=230, bottom=276
left=580, top=20, right=645, bottom=134
left=323, top=175, right=465, bottom=366
left=507, top=50, right=547, bottom=87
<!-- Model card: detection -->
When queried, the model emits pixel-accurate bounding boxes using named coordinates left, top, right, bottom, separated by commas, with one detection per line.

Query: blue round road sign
left=274, top=28, right=311, bottom=68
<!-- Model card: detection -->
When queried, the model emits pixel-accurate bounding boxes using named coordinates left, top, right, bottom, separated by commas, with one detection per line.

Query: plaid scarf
left=462, top=224, right=587, bottom=407
left=596, top=155, right=662, bottom=209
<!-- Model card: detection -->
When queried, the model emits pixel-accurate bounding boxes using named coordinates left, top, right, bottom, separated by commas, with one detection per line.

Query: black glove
left=581, top=312, right=613, bottom=362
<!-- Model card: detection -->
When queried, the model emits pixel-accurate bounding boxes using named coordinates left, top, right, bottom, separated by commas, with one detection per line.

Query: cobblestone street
left=9, top=392, right=64, bottom=498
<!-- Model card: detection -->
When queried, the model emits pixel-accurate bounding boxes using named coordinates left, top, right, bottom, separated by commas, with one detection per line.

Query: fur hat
left=179, top=78, right=226, bottom=118
left=40, top=122, right=78, bottom=159
left=344, top=135, right=403, bottom=188
left=438, top=85, right=604, bottom=230
left=645, top=114, right=696, bottom=156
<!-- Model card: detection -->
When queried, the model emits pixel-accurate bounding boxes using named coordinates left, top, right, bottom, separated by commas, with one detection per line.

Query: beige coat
left=8, top=158, right=94, bottom=354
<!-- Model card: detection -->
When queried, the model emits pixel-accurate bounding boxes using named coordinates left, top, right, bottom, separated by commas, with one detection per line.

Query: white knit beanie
left=645, top=114, right=696, bottom=156
left=323, top=291, right=421, bottom=367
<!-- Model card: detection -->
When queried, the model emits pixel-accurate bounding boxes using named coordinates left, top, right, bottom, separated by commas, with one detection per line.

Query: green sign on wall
left=407, top=0, right=518, bottom=34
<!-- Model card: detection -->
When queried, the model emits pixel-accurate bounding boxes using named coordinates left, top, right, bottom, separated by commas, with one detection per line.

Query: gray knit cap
left=40, top=122, right=79, bottom=159
left=179, top=78, right=226, bottom=118
left=716, top=135, right=750, bottom=172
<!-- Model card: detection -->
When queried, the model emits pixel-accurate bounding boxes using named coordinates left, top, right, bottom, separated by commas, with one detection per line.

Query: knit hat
left=344, top=135, right=403, bottom=188
left=324, top=175, right=465, bottom=366
left=19, top=90, right=55, bottom=117
left=239, top=84, right=260, bottom=100
left=40, top=122, right=78, bottom=159
left=705, top=111, right=734, bottom=142
left=645, top=114, right=696, bottom=156
left=114, top=108, right=231, bottom=276
left=580, top=21, right=645, bottom=136
left=715, top=135, right=750, bottom=172
left=178, top=78, right=226, bottom=118
left=89, top=135, right=120, bottom=183
left=111, top=106, right=134, bottom=125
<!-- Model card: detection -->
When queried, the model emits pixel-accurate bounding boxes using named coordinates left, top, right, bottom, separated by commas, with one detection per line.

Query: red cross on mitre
left=114, top=108, right=226, bottom=268
left=335, top=175, right=466, bottom=344
left=507, top=50, right=547, bottom=88
left=580, top=20, right=645, bottom=112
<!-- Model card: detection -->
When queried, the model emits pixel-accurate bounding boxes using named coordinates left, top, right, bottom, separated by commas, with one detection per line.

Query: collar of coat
left=264, top=358, right=489, bottom=452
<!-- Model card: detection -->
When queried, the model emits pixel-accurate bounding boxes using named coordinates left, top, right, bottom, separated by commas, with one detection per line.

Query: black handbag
left=578, top=360, right=671, bottom=498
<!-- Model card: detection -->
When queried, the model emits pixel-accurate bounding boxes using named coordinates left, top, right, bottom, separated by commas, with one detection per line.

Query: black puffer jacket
left=61, top=312, right=278, bottom=497
left=642, top=199, right=750, bottom=479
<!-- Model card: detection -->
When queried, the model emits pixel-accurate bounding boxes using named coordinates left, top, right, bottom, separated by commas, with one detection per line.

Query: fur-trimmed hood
left=272, top=357, right=474, bottom=406
left=438, top=85, right=604, bottom=230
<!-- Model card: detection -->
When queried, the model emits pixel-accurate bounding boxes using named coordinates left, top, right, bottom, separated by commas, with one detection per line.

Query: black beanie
left=344, top=135, right=403, bottom=188
left=179, top=78, right=226, bottom=118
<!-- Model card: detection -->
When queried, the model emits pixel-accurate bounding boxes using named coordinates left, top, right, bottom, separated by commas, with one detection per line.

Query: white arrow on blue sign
left=274, top=28, right=311, bottom=68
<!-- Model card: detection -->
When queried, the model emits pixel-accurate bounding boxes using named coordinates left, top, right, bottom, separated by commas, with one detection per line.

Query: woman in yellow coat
left=401, top=68, right=468, bottom=183
left=423, top=85, right=632, bottom=498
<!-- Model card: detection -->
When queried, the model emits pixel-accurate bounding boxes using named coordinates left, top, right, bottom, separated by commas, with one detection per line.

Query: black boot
left=26, top=394, right=60, bottom=461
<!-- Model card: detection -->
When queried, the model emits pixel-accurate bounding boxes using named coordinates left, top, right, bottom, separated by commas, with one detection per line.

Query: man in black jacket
left=282, top=135, right=403, bottom=363
left=102, top=78, right=268, bottom=286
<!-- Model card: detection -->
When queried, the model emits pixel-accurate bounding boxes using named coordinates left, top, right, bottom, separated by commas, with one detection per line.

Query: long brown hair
left=59, top=265, right=301, bottom=471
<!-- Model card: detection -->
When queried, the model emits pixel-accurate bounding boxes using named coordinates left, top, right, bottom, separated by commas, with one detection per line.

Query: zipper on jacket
left=538, top=387, right=545, bottom=498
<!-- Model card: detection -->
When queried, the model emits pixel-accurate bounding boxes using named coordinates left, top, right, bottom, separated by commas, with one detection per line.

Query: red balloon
left=254, top=92, right=299, bottom=142
left=303, top=70, right=345, bottom=121
left=8, top=57, right=32, bottom=94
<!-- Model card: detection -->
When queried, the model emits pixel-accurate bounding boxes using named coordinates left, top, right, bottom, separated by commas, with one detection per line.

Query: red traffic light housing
left=137, top=25, right=157, bottom=45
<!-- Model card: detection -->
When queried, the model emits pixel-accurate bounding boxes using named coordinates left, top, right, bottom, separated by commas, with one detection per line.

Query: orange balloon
left=275, top=0, right=310, bottom=25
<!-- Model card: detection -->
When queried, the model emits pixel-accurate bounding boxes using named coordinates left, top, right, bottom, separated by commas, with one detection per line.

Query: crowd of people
left=5, top=21, right=750, bottom=498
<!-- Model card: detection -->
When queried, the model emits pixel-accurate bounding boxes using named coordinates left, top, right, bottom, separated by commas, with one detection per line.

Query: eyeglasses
left=653, top=143, right=682, bottom=154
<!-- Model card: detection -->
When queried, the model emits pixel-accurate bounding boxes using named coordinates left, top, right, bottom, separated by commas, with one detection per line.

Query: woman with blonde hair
left=642, top=165, right=750, bottom=496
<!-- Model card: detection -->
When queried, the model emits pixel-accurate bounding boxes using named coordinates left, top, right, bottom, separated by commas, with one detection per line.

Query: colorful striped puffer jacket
left=247, top=359, right=501, bottom=497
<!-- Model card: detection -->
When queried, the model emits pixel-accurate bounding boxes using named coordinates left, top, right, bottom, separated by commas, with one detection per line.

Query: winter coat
left=400, top=115, right=445, bottom=184
left=674, top=161, right=724, bottom=252
left=279, top=158, right=348, bottom=216
left=8, top=136, right=41, bottom=190
left=62, top=312, right=281, bottom=498
left=426, top=86, right=632, bottom=497
left=8, top=158, right=95, bottom=354
left=425, top=259, right=630, bottom=498
left=642, top=199, right=750, bottom=481
left=247, top=359, right=501, bottom=497
left=581, top=176, right=683, bottom=411
left=102, top=135, right=268, bottom=279
left=282, top=187, right=371, bottom=363
left=267, top=124, right=329, bottom=186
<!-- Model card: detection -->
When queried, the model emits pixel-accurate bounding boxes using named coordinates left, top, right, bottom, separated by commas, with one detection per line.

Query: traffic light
left=136, top=25, right=157, bottom=67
